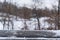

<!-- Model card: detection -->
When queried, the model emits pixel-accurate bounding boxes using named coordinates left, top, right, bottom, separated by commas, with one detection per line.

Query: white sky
left=0, top=0, right=58, bottom=9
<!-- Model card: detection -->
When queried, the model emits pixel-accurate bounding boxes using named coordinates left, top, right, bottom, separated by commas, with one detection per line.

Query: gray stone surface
left=0, top=30, right=55, bottom=37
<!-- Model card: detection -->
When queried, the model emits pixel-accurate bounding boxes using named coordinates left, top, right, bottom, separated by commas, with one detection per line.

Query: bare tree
left=58, top=0, right=60, bottom=29
left=32, top=0, right=42, bottom=30
left=21, top=6, right=29, bottom=30
left=1, top=0, right=14, bottom=30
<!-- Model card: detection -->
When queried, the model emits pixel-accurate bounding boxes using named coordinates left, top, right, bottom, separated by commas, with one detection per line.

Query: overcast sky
left=0, top=0, right=59, bottom=9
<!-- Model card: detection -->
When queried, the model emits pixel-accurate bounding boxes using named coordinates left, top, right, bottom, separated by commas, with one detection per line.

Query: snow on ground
left=0, top=22, right=3, bottom=30
left=0, top=13, right=60, bottom=36
left=0, top=37, right=60, bottom=40
left=40, top=17, right=50, bottom=29
left=51, top=30, right=60, bottom=36
left=0, top=12, right=52, bottom=30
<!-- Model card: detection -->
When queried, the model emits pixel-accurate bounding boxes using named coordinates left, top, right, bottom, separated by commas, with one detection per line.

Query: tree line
left=0, top=0, right=60, bottom=30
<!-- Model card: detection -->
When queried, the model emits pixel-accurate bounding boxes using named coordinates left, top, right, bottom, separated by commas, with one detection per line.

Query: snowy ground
left=0, top=37, right=60, bottom=40
left=0, top=13, right=60, bottom=37
left=0, top=12, right=54, bottom=30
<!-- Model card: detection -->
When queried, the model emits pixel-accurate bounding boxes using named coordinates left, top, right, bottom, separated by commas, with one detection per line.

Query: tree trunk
left=32, top=8, right=40, bottom=30
left=24, top=19, right=28, bottom=30
left=58, top=0, right=60, bottom=29
left=36, top=17, right=40, bottom=30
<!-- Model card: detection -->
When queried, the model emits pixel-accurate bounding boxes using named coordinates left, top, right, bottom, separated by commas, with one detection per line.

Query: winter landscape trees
left=0, top=0, right=59, bottom=30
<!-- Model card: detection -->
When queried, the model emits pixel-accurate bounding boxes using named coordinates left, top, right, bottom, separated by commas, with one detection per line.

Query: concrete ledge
left=0, top=30, right=55, bottom=37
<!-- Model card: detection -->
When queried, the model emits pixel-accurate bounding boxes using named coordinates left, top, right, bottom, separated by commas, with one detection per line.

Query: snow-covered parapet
left=0, top=30, right=56, bottom=38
